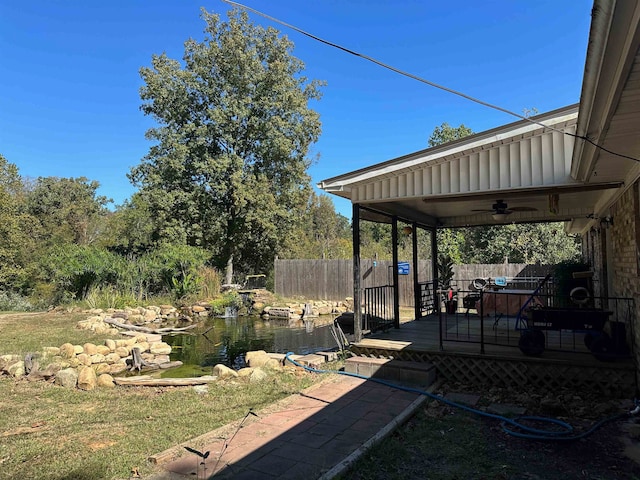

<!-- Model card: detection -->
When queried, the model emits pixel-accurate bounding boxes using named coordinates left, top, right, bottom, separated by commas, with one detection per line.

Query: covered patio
left=318, top=0, right=640, bottom=394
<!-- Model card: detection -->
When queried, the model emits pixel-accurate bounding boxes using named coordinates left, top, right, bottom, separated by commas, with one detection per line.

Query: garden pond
left=160, top=315, right=340, bottom=377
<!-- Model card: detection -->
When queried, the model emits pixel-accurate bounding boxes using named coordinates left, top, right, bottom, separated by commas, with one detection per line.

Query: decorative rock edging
left=72, top=296, right=355, bottom=331
left=0, top=335, right=176, bottom=390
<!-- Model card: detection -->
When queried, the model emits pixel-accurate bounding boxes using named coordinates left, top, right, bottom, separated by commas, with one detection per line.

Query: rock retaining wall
left=0, top=334, right=175, bottom=390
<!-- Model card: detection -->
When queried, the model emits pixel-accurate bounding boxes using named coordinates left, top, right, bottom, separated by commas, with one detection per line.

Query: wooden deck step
left=345, top=356, right=436, bottom=387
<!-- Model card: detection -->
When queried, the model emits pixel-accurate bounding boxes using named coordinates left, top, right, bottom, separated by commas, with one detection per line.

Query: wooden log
left=104, top=318, right=198, bottom=334
left=113, top=375, right=218, bottom=387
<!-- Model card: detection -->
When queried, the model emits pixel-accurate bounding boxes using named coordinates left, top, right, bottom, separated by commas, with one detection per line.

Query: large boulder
left=7, top=361, right=25, bottom=378
left=0, top=354, right=21, bottom=371
left=249, top=368, right=269, bottom=383
left=95, top=345, right=111, bottom=356
left=213, top=364, right=238, bottom=379
left=245, top=350, right=269, bottom=368
left=59, top=343, right=75, bottom=359
left=108, top=363, right=128, bottom=375
left=77, top=366, right=97, bottom=391
left=97, top=374, right=115, bottom=388
left=89, top=354, right=106, bottom=364
left=104, top=353, right=121, bottom=364
left=149, top=342, right=171, bottom=355
left=76, top=353, right=91, bottom=366
left=55, top=368, right=78, bottom=389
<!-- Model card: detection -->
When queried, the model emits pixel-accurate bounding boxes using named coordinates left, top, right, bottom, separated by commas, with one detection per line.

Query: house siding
left=585, top=182, right=640, bottom=381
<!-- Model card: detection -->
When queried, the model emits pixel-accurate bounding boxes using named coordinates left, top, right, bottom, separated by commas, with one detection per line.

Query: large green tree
left=26, top=176, right=112, bottom=246
left=130, top=8, right=323, bottom=283
left=0, top=155, right=39, bottom=291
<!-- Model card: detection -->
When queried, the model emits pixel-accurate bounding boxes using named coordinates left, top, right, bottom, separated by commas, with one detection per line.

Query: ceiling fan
left=471, top=199, right=537, bottom=220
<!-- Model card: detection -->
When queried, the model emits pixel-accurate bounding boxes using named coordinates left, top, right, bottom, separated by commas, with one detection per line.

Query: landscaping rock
left=59, top=343, right=75, bottom=359
left=77, top=353, right=91, bottom=366
left=73, top=345, right=84, bottom=355
left=97, top=373, right=115, bottom=388
left=95, top=345, right=111, bottom=356
left=105, top=339, right=116, bottom=351
left=108, top=363, right=128, bottom=375
left=83, top=343, right=98, bottom=355
left=149, top=342, right=172, bottom=355
left=7, top=361, right=25, bottom=378
left=104, top=353, right=121, bottom=364
left=150, top=354, right=170, bottom=365
left=94, top=363, right=111, bottom=375
left=0, top=354, right=21, bottom=371
left=115, top=346, right=130, bottom=357
left=193, top=385, right=208, bottom=395
left=56, top=368, right=78, bottom=389
left=249, top=368, right=269, bottom=383
left=245, top=350, right=269, bottom=367
left=128, top=314, right=144, bottom=323
left=213, top=364, right=238, bottom=379
left=41, top=347, right=60, bottom=357
left=90, top=354, right=106, bottom=364
left=77, top=366, right=97, bottom=391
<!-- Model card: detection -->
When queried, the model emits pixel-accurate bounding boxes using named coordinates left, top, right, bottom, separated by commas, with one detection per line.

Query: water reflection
left=163, top=315, right=336, bottom=376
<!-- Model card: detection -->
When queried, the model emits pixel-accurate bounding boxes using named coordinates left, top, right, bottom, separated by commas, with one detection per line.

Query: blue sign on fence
left=398, top=262, right=410, bottom=275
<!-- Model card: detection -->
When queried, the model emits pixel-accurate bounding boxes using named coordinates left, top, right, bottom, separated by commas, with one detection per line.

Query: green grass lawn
left=0, top=312, right=322, bottom=480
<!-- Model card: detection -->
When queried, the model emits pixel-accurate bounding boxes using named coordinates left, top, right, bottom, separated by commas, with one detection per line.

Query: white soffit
left=319, top=105, right=580, bottom=203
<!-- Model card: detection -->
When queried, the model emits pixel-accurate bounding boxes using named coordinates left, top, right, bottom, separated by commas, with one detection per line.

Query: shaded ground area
left=344, top=382, right=640, bottom=480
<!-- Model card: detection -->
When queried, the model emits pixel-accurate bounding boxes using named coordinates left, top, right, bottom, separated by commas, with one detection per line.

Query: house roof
left=318, top=0, right=640, bottom=234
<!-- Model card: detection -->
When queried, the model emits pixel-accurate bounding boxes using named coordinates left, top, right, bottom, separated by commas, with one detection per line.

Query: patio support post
left=431, top=227, right=442, bottom=349
left=392, top=217, right=400, bottom=329
left=352, top=203, right=362, bottom=342
left=412, top=222, right=420, bottom=321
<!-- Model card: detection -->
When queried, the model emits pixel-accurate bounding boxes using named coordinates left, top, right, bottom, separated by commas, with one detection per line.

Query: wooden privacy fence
left=274, top=259, right=553, bottom=306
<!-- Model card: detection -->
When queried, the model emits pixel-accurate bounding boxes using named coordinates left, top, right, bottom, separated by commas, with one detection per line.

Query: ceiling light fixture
left=492, top=213, right=509, bottom=222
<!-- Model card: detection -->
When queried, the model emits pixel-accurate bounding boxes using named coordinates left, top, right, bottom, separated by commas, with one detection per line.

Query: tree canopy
left=129, top=8, right=324, bottom=283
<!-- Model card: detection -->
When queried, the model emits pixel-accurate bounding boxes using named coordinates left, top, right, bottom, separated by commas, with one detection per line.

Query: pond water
left=161, top=315, right=338, bottom=377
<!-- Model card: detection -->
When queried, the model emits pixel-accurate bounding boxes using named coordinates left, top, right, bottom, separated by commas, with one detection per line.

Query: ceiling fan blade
left=508, top=207, right=537, bottom=212
left=470, top=209, right=495, bottom=212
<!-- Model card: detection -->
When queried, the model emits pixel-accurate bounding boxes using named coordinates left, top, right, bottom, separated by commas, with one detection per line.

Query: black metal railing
left=438, top=287, right=635, bottom=361
left=364, top=285, right=395, bottom=332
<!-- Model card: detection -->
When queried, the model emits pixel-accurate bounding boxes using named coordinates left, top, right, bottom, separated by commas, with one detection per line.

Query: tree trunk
left=225, top=254, right=234, bottom=285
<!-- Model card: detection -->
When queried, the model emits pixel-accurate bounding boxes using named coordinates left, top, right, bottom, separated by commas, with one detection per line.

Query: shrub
left=208, top=291, right=243, bottom=315
left=0, top=290, right=34, bottom=311
left=40, top=244, right=122, bottom=299
left=84, top=285, right=136, bottom=310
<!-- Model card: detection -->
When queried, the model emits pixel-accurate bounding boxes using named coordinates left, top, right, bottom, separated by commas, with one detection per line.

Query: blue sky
left=0, top=0, right=592, bottom=218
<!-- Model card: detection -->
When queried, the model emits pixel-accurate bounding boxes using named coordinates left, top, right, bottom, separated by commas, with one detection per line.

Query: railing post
left=392, top=217, right=400, bottom=329
left=412, top=222, right=420, bottom=321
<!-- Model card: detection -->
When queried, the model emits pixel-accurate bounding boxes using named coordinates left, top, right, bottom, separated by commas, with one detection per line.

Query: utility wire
left=222, top=0, right=640, bottom=164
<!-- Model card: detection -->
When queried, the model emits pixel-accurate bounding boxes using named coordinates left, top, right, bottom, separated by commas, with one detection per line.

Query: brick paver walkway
left=151, top=374, right=426, bottom=479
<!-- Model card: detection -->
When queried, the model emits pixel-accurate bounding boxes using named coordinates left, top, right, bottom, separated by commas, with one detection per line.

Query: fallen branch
left=104, top=318, right=198, bottom=334
left=114, top=375, right=217, bottom=387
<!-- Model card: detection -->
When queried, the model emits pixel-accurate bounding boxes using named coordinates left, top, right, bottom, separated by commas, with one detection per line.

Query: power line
left=222, top=0, right=640, bottom=164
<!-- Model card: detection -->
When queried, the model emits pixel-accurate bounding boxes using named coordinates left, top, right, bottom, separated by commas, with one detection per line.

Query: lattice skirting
left=350, top=345, right=637, bottom=397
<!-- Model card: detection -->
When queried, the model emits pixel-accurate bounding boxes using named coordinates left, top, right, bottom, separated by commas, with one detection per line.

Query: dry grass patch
left=0, top=311, right=325, bottom=480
